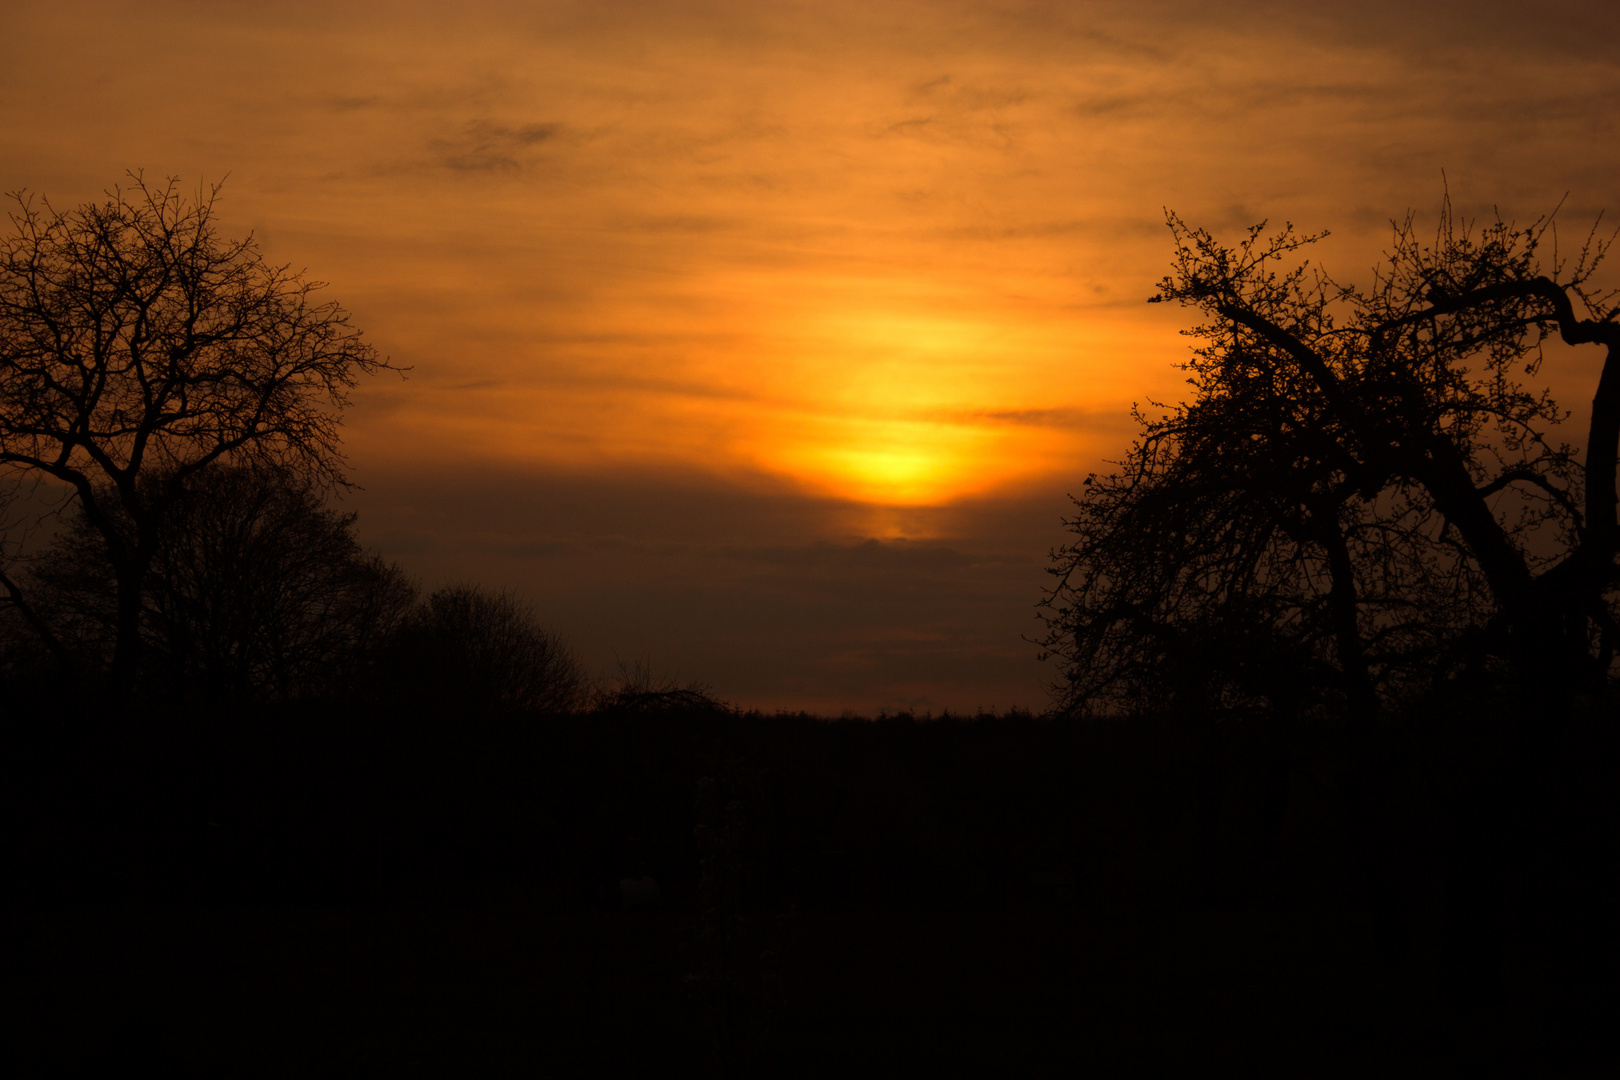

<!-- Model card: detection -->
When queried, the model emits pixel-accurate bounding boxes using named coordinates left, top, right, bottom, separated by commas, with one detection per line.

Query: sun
left=741, top=305, right=1078, bottom=505
left=797, top=437, right=971, bottom=506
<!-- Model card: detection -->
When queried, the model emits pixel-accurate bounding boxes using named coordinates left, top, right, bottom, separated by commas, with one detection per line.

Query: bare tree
left=0, top=172, right=396, bottom=696
left=1042, top=197, right=1619, bottom=718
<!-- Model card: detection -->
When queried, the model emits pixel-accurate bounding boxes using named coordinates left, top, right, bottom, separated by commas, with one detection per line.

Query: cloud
left=728, top=538, right=986, bottom=572
left=1071, top=94, right=1154, bottom=119
left=344, top=461, right=1068, bottom=712
left=616, top=214, right=738, bottom=234
left=326, top=95, right=382, bottom=112
left=941, top=406, right=1135, bottom=433
left=430, top=120, right=559, bottom=173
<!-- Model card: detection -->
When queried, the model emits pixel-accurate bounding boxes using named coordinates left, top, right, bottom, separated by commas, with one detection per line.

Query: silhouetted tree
left=383, top=585, right=587, bottom=715
left=1043, top=198, right=1620, bottom=718
left=0, top=173, right=395, bottom=697
left=29, top=463, right=416, bottom=702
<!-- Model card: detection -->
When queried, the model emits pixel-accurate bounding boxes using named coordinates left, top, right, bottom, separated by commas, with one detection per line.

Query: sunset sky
left=5, top=1, right=1617, bottom=712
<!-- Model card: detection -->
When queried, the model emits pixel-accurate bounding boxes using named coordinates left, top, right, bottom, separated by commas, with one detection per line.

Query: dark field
left=7, top=702, right=1614, bottom=1075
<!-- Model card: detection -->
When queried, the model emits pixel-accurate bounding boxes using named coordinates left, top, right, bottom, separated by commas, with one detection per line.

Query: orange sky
left=5, top=1, right=1618, bottom=711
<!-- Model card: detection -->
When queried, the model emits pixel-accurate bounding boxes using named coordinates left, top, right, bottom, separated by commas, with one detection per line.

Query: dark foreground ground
left=6, top=700, right=1614, bottom=1075
left=18, top=897, right=1606, bottom=1075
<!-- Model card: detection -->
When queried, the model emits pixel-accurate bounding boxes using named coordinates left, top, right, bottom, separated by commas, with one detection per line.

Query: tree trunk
left=106, top=563, right=146, bottom=703
left=1313, top=503, right=1378, bottom=724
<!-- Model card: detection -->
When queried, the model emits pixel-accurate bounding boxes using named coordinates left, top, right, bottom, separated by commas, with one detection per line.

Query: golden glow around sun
left=348, top=282, right=1147, bottom=509
left=754, top=310, right=996, bottom=503
left=728, top=298, right=1122, bottom=505
left=770, top=416, right=995, bottom=505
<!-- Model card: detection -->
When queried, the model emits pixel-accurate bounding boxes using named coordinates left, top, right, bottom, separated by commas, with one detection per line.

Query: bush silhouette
left=382, top=584, right=586, bottom=714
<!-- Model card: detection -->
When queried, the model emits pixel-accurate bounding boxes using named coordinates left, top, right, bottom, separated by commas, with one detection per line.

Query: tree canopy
left=0, top=174, right=396, bottom=694
left=1042, top=198, right=1620, bottom=719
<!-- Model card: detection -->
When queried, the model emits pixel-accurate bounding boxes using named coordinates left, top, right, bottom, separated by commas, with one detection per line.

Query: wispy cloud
left=939, top=407, right=1132, bottom=432
left=430, top=120, right=559, bottom=173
